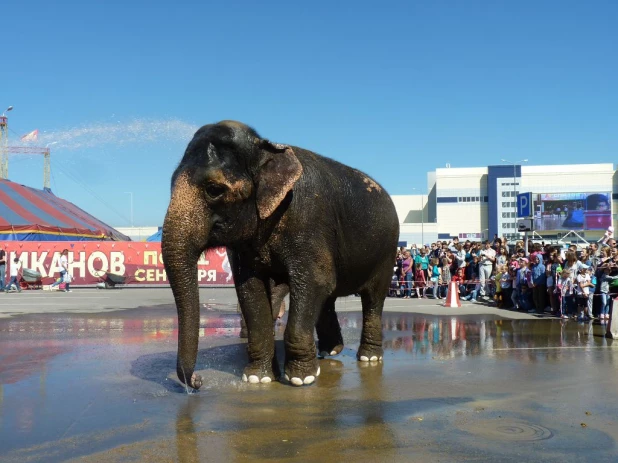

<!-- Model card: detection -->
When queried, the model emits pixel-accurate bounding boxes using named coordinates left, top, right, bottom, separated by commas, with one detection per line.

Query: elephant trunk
left=162, top=172, right=211, bottom=390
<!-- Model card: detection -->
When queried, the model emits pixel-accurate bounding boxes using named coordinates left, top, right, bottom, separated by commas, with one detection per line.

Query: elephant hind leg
left=357, top=287, right=386, bottom=363
left=316, top=297, right=344, bottom=357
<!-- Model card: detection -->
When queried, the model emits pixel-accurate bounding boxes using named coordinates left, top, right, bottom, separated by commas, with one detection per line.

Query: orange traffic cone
left=443, top=281, right=461, bottom=308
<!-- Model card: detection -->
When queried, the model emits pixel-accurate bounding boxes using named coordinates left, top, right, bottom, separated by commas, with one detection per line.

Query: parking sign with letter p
left=517, top=192, right=532, bottom=218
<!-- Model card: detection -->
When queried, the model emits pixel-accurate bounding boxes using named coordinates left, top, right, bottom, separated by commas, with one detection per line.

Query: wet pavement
left=1, top=298, right=617, bottom=462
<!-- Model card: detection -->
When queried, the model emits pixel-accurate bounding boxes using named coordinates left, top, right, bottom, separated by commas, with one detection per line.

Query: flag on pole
left=21, top=129, right=39, bottom=142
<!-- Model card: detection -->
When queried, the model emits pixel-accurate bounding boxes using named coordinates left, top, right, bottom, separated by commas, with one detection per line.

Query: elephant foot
left=187, top=373, right=203, bottom=390
left=191, top=373, right=203, bottom=389
left=317, top=339, right=344, bottom=358
left=284, top=358, right=320, bottom=386
left=357, top=344, right=383, bottom=363
left=241, top=358, right=280, bottom=384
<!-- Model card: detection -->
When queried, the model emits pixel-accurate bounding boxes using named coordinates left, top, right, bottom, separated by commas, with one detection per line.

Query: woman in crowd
left=402, top=250, right=414, bottom=299
left=454, top=244, right=466, bottom=270
left=563, top=250, right=588, bottom=280
left=496, top=247, right=509, bottom=267
left=599, top=265, right=618, bottom=320
left=414, top=247, right=430, bottom=282
left=530, top=254, right=547, bottom=314
left=440, top=257, right=452, bottom=299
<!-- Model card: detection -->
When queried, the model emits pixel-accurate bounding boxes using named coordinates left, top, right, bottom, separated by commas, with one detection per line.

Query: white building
left=397, top=163, right=616, bottom=246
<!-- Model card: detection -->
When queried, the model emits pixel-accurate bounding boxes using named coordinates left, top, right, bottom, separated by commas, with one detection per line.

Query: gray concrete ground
left=0, top=287, right=538, bottom=319
left=1, top=288, right=617, bottom=462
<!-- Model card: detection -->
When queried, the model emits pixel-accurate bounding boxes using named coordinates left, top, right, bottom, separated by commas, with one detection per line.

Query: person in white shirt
left=478, top=240, right=496, bottom=298
left=50, top=249, right=72, bottom=292
left=8, top=257, right=22, bottom=292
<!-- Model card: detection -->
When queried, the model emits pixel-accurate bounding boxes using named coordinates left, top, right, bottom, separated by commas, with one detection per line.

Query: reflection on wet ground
left=1, top=309, right=617, bottom=462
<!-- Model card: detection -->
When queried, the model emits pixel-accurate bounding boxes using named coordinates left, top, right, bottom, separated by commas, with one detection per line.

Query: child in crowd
left=8, top=257, right=22, bottom=293
left=517, top=259, right=532, bottom=311
left=414, top=263, right=427, bottom=298
left=499, top=265, right=513, bottom=308
left=440, top=257, right=451, bottom=299
left=451, top=266, right=466, bottom=298
left=557, top=268, right=575, bottom=319
left=494, top=264, right=503, bottom=305
left=576, top=266, right=593, bottom=321
left=430, top=258, right=441, bottom=299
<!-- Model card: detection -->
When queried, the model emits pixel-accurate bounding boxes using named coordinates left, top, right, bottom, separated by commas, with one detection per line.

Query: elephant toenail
left=242, top=374, right=248, bottom=382
left=303, top=376, right=315, bottom=385
left=370, top=356, right=378, bottom=361
left=291, top=377, right=303, bottom=386
left=260, top=377, right=272, bottom=384
left=360, top=355, right=369, bottom=362
left=316, top=367, right=320, bottom=376
left=285, top=374, right=290, bottom=382
left=248, top=375, right=260, bottom=384
left=330, top=350, right=337, bottom=355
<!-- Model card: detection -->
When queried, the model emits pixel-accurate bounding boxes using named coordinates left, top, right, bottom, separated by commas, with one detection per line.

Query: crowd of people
left=392, top=233, right=618, bottom=322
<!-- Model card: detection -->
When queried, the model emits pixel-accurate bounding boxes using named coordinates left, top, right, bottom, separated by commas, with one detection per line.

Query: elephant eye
left=205, top=183, right=227, bottom=199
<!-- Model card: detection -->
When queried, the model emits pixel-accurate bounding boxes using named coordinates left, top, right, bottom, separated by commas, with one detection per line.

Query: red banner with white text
left=0, top=242, right=234, bottom=287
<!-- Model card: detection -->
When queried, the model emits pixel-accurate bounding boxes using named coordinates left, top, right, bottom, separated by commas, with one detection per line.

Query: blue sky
left=4, top=1, right=617, bottom=227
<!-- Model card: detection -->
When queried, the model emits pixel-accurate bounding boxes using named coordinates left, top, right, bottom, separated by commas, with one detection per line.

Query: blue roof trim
left=0, top=233, right=101, bottom=241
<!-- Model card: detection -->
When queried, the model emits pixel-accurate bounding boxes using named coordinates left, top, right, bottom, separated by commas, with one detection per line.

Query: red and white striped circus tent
left=0, top=179, right=129, bottom=241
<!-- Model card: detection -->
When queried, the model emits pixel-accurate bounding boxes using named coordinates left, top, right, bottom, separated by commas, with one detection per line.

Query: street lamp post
left=1, top=106, right=13, bottom=117
left=412, top=187, right=424, bottom=245
left=501, top=159, right=528, bottom=242
left=124, top=192, right=134, bottom=228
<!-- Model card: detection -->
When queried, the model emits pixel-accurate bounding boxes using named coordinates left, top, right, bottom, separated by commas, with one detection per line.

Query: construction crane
left=0, top=113, right=52, bottom=190
left=3, top=146, right=51, bottom=189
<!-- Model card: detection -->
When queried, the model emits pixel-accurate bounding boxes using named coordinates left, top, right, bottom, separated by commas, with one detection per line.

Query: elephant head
left=162, top=121, right=302, bottom=389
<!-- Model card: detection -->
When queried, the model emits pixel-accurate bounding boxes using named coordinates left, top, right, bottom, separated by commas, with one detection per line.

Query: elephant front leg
left=237, top=277, right=279, bottom=384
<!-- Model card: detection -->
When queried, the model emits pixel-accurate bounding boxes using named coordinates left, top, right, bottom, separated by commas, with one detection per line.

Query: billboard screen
left=533, top=192, right=611, bottom=231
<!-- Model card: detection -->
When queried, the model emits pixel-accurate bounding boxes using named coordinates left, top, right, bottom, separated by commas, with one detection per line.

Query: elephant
left=162, top=121, right=399, bottom=390
left=238, top=280, right=288, bottom=338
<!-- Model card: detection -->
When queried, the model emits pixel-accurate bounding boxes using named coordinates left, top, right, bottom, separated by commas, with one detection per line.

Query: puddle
left=0, top=308, right=617, bottom=462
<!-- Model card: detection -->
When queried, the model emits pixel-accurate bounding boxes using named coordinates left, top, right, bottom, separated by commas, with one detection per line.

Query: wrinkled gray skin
left=238, top=281, right=288, bottom=338
left=162, top=121, right=399, bottom=389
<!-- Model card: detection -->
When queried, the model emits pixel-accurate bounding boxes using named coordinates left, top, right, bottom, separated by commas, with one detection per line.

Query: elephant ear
left=256, top=140, right=303, bottom=219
